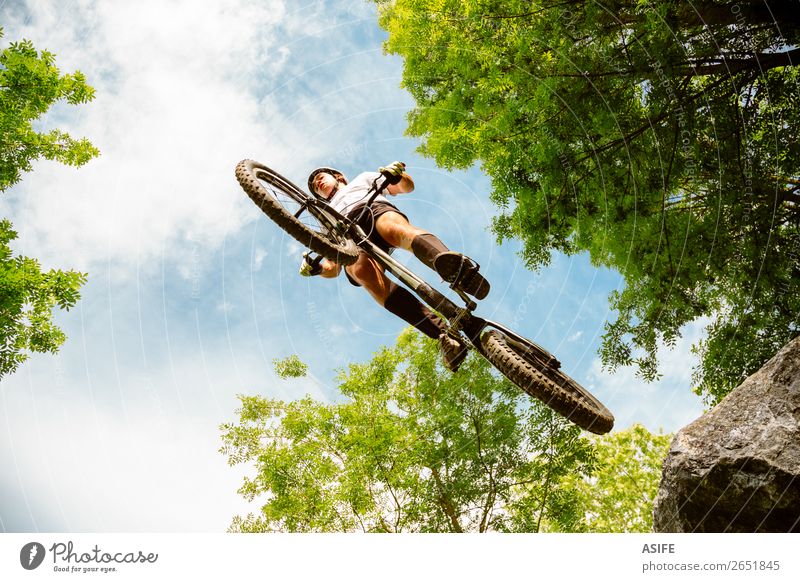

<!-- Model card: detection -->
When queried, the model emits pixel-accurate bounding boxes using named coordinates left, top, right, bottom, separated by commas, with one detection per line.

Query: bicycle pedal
left=433, top=252, right=490, bottom=300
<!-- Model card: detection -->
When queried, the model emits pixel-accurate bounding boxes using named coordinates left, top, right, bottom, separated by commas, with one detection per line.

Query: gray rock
left=653, top=336, right=800, bottom=532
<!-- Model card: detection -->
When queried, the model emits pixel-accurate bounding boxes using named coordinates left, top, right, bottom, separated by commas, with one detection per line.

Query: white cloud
left=0, top=378, right=248, bottom=531
left=0, top=320, right=337, bottom=531
left=0, top=0, right=308, bottom=276
left=253, top=246, right=268, bottom=270
left=567, top=330, right=584, bottom=342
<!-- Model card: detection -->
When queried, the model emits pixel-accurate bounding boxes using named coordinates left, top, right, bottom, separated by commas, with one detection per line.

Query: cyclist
left=299, top=161, right=490, bottom=372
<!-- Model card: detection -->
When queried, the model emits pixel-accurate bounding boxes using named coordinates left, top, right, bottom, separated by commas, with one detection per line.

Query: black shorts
left=344, top=201, right=408, bottom=287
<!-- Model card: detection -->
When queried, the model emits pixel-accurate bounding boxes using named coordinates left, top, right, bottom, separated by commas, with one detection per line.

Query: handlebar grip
left=380, top=170, right=403, bottom=185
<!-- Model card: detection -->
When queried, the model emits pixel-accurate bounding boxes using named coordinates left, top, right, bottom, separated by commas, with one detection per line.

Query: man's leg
left=375, top=211, right=490, bottom=299
left=372, top=211, right=443, bottom=266
left=345, top=254, right=468, bottom=371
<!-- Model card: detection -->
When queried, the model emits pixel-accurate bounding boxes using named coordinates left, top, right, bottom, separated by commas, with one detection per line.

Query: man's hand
left=299, top=251, right=323, bottom=277
left=379, top=161, right=406, bottom=185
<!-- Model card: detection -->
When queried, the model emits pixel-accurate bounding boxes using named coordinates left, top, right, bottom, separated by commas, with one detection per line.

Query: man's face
left=313, top=172, right=339, bottom=199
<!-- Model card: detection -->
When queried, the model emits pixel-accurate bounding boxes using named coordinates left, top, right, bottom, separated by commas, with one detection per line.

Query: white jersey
left=328, top=172, right=391, bottom=216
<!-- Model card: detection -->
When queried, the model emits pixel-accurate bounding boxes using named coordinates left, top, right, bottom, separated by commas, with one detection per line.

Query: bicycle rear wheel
left=481, top=330, right=614, bottom=434
left=235, top=159, right=359, bottom=265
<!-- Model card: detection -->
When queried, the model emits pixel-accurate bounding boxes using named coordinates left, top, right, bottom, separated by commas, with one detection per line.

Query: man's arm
left=319, top=259, right=341, bottom=278
left=379, top=161, right=414, bottom=195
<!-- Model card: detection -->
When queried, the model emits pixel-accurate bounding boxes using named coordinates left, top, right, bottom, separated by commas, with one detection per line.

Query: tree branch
left=679, top=48, right=800, bottom=76
left=430, top=466, right=464, bottom=532
left=778, top=190, right=800, bottom=205
left=675, top=1, right=800, bottom=30
left=574, top=73, right=738, bottom=165
left=471, top=413, right=498, bottom=533
left=478, top=0, right=581, bottom=20
left=535, top=414, right=557, bottom=533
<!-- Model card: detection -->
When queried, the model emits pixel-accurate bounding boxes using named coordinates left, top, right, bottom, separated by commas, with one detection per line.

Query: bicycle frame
left=325, top=179, right=559, bottom=367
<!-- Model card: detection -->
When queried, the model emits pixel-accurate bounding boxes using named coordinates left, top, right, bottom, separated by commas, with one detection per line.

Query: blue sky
left=1, top=0, right=704, bottom=532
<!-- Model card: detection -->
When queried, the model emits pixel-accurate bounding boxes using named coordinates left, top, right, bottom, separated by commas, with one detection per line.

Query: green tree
left=562, top=424, right=671, bottom=532
left=220, top=329, right=595, bottom=532
left=371, top=0, right=800, bottom=404
left=0, top=220, right=87, bottom=376
left=0, top=29, right=98, bottom=376
left=1, top=28, right=98, bottom=190
left=272, top=354, right=309, bottom=379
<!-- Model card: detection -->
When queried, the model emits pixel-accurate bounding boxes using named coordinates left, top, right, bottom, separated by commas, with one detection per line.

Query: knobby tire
left=236, top=159, right=359, bottom=265
left=481, top=330, right=614, bottom=434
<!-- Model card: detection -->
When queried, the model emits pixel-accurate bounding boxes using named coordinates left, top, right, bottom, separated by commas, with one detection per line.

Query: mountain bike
left=235, top=159, right=615, bottom=434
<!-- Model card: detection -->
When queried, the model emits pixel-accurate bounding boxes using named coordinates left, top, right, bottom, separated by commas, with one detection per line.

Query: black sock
left=410, top=233, right=449, bottom=270
left=383, top=282, right=444, bottom=339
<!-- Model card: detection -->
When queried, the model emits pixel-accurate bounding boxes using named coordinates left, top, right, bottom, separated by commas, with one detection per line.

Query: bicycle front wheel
left=235, top=159, right=359, bottom=265
left=481, top=330, right=614, bottom=434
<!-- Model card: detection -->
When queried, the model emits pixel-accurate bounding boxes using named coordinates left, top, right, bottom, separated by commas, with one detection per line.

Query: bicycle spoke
left=236, top=160, right=359, bottom=265
left=257, top=177, right=330, bottom=237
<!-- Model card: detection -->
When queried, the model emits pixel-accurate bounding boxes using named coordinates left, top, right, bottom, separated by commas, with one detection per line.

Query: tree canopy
left=371, top=0, right=800, bottom=404
left=0, top=219, right=87, bottom=376
left=221, top=331, right=595, bottom=532
left=0, top=29, right=97, bottom=377
left=565, top=423, right=671, bottom=532
left=221, top=332, right=672, bottom=532
left=1, top=29, right=98, bottom=190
